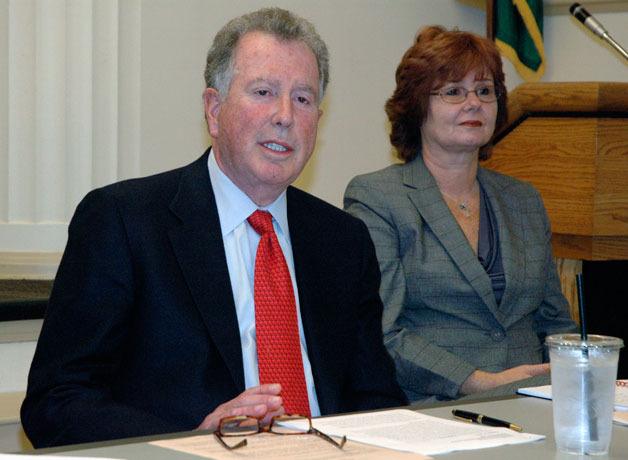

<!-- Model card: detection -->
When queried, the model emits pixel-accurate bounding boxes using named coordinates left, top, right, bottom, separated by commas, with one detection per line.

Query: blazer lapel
left=286, top=189, right=339, bottom=413
left=478, top=168, right=526, bottom=324
left=404, top=157, right=500, bottom=318
left=167, top=151, right=245, bottom=391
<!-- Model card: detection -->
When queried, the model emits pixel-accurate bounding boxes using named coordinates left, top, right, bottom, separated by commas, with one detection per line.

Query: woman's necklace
left=456, top=200, right=472, bottom=218
left=442, top=193, right=472, bottom=218
left=440, top=181, right=479, bottom=219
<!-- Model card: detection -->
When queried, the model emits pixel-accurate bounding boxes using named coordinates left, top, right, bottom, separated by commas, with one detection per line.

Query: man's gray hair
left=204, top=7, right=329, bottom=101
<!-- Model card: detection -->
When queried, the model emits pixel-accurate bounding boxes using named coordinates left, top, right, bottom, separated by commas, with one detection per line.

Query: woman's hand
left=460, top=363, right=550, bottom=395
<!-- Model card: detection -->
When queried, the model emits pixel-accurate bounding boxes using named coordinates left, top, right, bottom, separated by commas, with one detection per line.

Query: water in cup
left=547, top=334, right=623, bottom=456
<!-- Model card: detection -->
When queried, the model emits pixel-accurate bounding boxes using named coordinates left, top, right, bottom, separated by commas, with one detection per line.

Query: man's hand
left=196, top=383, right=284, bottom=431
left=460, top=363, right=550, bottom=395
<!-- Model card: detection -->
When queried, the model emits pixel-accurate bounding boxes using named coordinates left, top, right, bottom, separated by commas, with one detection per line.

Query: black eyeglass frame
left=429, top=85, right=502, bottom=104
left=213, top=414, right=347, bottom=450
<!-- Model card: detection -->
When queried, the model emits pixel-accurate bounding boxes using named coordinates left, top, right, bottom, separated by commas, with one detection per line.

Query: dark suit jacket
left=21, top=151, right=406, bottom=448
left=344, top=155, right=576, bottom=402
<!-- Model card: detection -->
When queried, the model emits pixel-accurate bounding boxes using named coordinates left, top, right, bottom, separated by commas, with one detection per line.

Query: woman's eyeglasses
left=430, top=85, right=501, bottom=104
left=213, top=414, right=347, bottom=450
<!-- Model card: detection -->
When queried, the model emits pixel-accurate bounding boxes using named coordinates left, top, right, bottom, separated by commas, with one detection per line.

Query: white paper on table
left=294, top=408, right=544, bottom=456
left=518, top=380, right=628, bottom=411
left=518, top=381, right=628, bottom=426
left=517, top=385, right=553, bottom=401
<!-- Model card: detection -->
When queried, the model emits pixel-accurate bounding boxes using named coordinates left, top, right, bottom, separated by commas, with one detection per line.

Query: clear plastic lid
left=546, top=333, right=624, bottom=349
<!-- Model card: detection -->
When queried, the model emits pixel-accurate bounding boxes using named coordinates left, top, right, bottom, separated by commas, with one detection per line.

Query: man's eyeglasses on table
left=213, top=414, right=347, bottom=450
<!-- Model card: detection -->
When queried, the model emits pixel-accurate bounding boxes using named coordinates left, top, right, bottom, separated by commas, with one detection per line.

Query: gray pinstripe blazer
left=344, top=154, right=576, bottom=402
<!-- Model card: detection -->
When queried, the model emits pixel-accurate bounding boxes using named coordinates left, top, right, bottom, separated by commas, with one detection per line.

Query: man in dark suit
left=21, top=7, right=406, bottom=448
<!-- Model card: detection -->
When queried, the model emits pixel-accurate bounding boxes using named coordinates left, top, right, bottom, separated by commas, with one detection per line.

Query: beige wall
left=138, top=0, right=628, bottom=209
left=138, top=0, right=489, bottom=207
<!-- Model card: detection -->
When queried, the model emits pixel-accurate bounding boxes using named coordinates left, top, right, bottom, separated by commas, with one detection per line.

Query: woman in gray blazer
left=344, top=26, right=576, bottom=403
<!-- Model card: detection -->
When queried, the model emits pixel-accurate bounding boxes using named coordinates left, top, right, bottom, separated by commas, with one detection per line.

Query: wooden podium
left=483, top=82, right=628, bottom=317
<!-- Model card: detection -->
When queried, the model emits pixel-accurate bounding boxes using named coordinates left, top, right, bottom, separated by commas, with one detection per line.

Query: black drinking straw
left=576, top=273, right=587, bottom=341
left=576, top=273, right=597, bottom=444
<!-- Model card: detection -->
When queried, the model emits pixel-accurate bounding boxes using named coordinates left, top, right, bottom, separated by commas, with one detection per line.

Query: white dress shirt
left=207, top=151, right=321, bottom=416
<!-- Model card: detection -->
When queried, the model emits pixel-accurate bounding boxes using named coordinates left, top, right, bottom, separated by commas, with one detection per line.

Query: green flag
left=494, top=0, right=545, bottom=82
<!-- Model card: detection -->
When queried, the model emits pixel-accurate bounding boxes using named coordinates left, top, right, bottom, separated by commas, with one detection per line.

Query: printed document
left=151, top=432, right=429, bottom=459
left=306, top=408, right=544, bottom=455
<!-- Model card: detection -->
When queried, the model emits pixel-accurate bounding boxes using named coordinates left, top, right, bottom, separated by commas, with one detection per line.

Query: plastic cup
left=547, top=334, right=623, bottom=456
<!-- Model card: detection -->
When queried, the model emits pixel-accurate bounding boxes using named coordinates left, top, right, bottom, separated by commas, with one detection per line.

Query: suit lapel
left=286, top=189, right=338, bottom=413
left=404, top=157, right=501, bottom=318
left=477, top=168, right=525, bottom=324
left=167, top=151, right=245, bottom=391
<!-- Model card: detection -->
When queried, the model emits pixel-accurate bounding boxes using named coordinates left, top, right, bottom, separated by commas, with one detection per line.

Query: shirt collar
left=207, top=149, right=289, bottom=237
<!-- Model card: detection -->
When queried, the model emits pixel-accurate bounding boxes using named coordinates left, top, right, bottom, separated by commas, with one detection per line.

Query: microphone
left=569, top=3, right=628, bottom=61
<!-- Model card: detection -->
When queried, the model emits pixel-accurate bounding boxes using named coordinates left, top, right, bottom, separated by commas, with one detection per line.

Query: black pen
left=452, top=409, right=522, bottom=432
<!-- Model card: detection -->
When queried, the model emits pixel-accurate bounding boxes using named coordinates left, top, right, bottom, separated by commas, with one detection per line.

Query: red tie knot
left=248, top=210, right=274, bottom=236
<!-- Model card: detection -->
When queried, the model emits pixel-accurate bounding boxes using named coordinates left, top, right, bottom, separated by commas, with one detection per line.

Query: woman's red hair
left=385, top=26, right=508, bottom=162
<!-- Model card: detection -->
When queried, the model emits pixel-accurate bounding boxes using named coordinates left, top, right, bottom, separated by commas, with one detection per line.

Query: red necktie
left=248, top=210, right=311, bottom=416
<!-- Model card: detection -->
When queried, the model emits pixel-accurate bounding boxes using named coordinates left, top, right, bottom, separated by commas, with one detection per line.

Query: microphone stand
left=570, top=3, right=628, bottom=62
left=603, top=35, right=628, bottom=62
